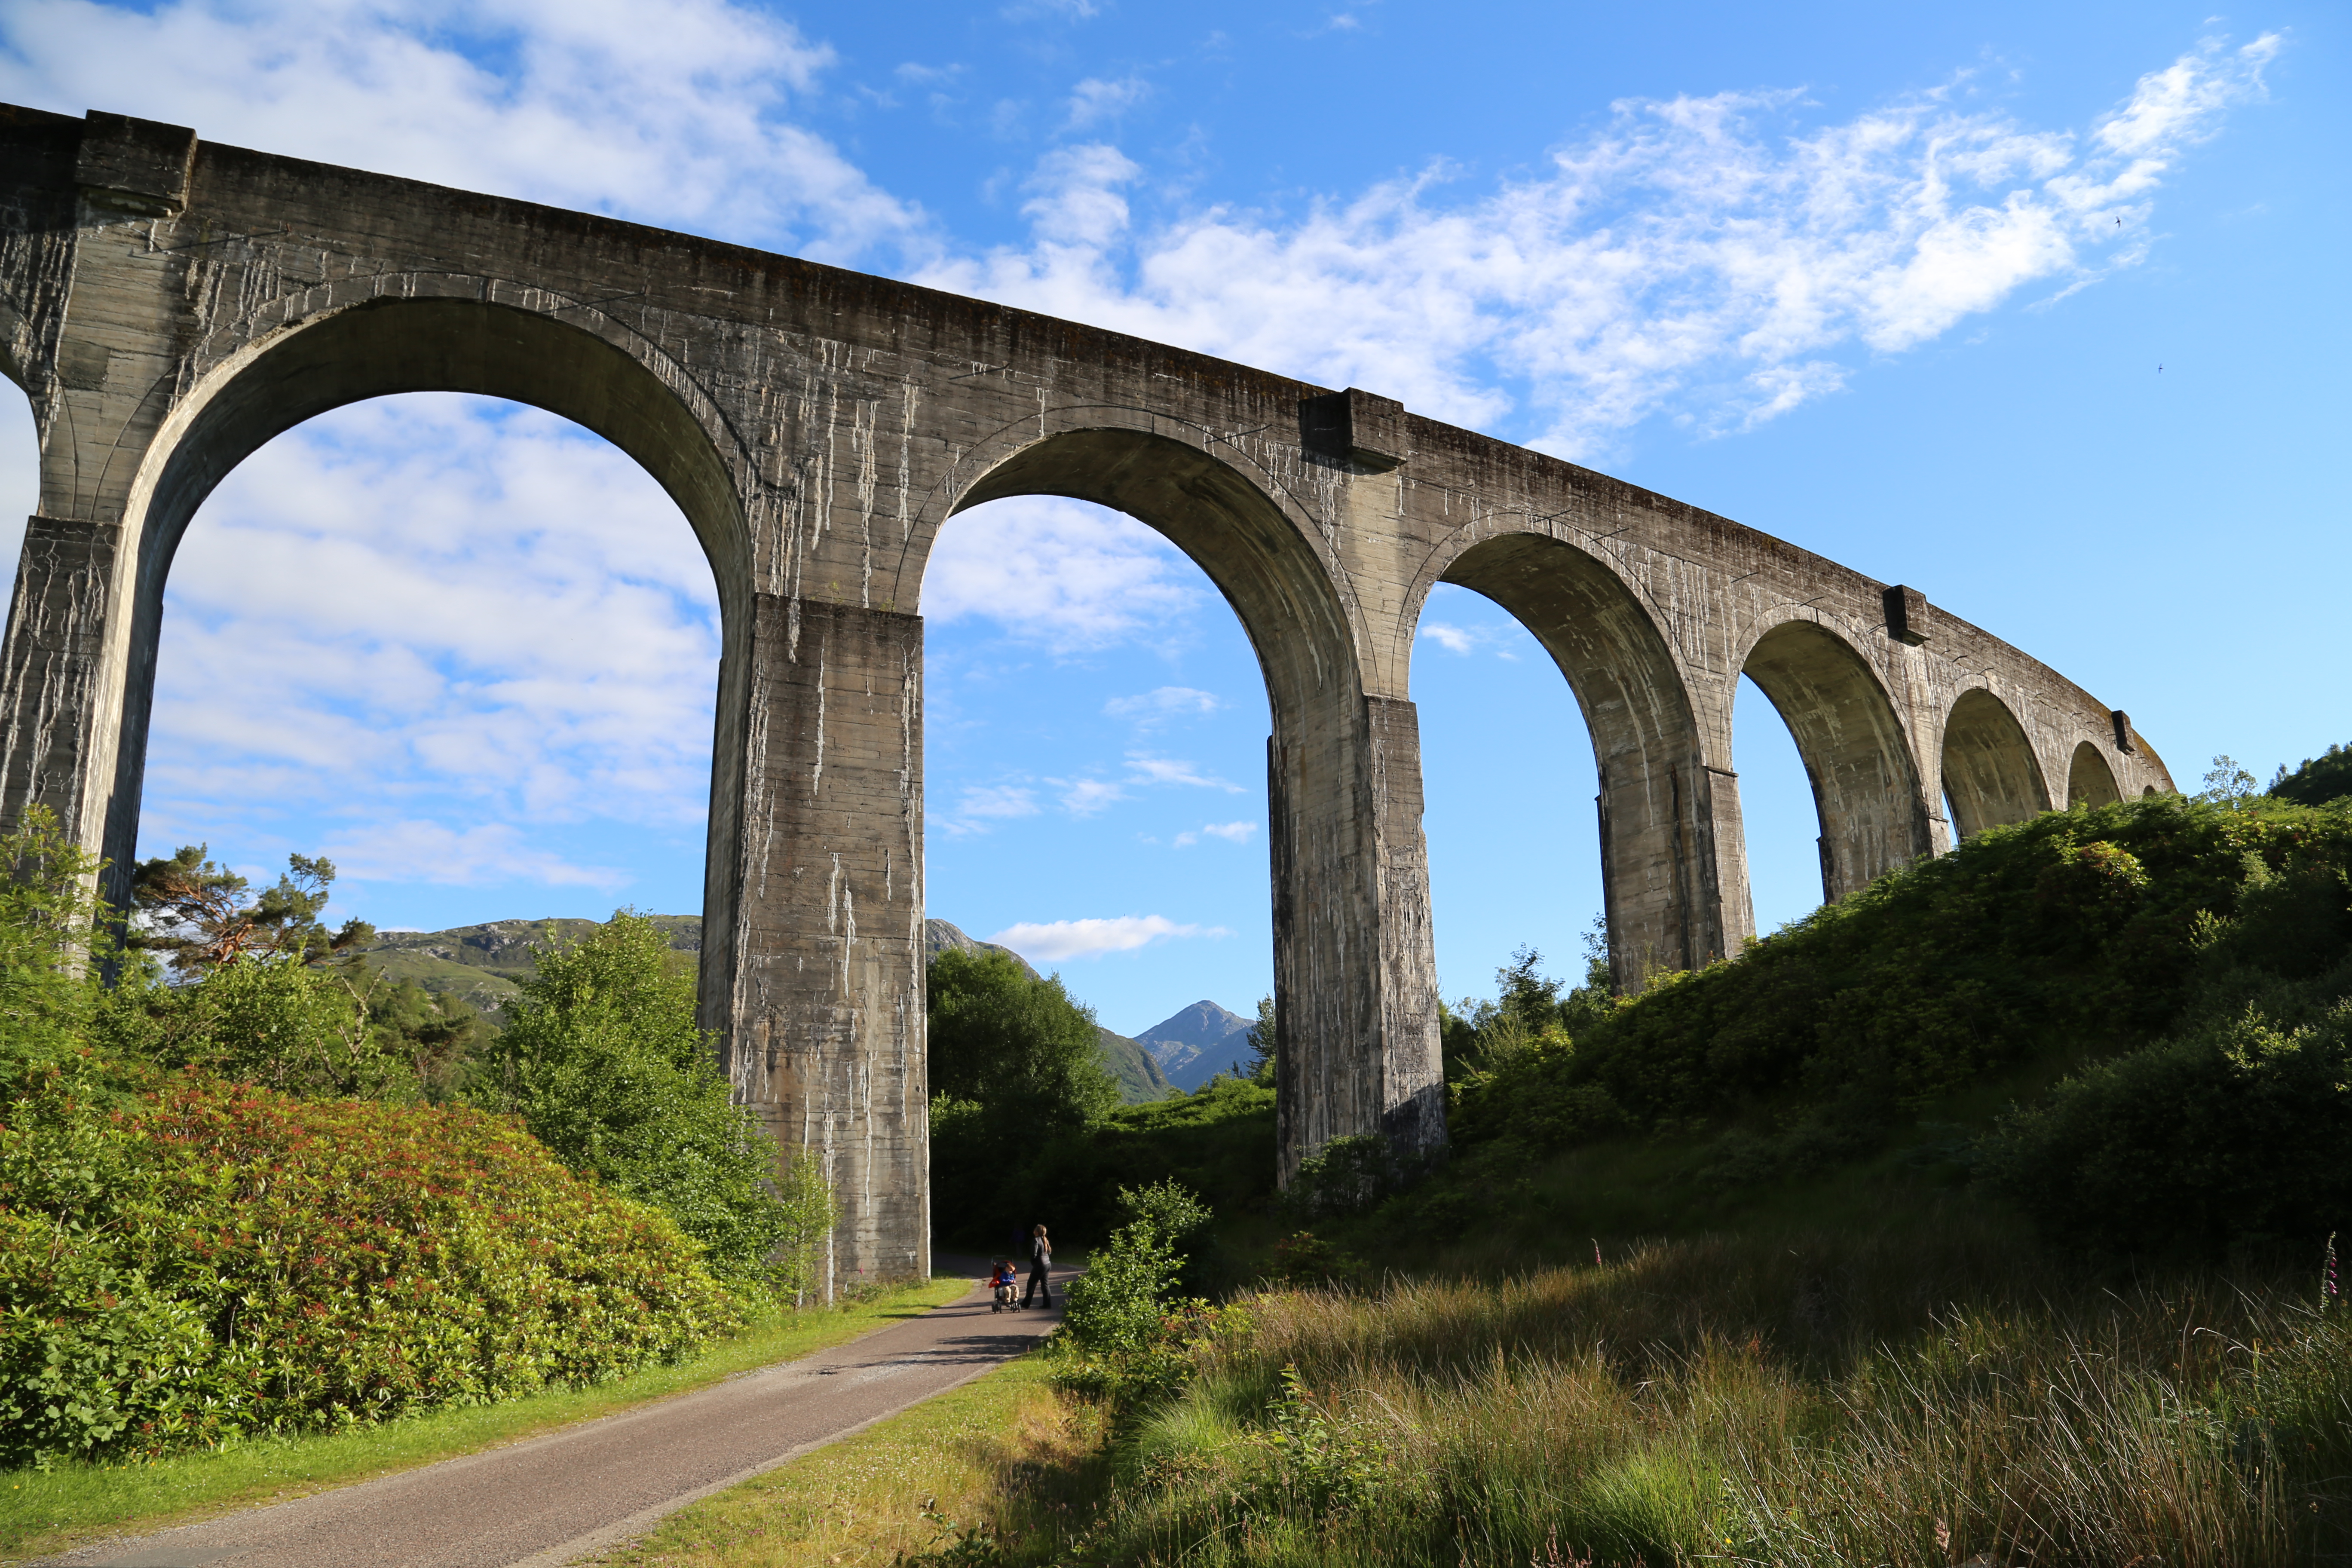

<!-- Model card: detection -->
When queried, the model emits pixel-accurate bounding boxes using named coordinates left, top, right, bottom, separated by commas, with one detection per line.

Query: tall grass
left=1059, top=1227, right=2352, bottom=1566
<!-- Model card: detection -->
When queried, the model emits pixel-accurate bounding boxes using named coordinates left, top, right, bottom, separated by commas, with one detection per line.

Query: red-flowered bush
left=0, top=1059, right=738, bottom=1465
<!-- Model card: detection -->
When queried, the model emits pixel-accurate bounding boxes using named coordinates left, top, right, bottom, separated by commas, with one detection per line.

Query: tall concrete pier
left=0, top=107, right=2174, bottom=1288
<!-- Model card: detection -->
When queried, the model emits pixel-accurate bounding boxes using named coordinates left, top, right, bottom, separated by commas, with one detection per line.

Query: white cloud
left=1416, top=619, right=1523, bottom=659
left=989, top=914, right=1230, bottom=960
left=2094, top=34, right=2278, bottom=159
left=1421, top=622, right=1478, bottom=655
left=1124, top=754, right=1245, bottom=793
left=919, top=34, right=2280, bottom=455
left=1173, top=820, right=1257, bottom=847
left=1104, top=686, right=1222, bottom=724
left=924, top=496, right=1203, bottom=651
left=1059, top=778, right=1127, bottom=816
left=137, top=395, right=718, bottom=882
left=931, top=780, right=1044, bottom=838
left=956, top=783, right=1041, bottom=818
left=1002, top=0, right=1100, bottom=20
left=324, top=820, right=630, bottom=888
left=1064, top=75, right=1149, bottom=131
left=0, top=0, right=931, bottom=264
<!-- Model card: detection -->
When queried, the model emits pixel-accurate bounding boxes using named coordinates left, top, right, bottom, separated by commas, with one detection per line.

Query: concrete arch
left=1412, top=530, right=1736, bottom=983
left=935, top=425, right=1362, bottom=725
left=102, top=295, right=749, bottom=916
left=923, top=426, right=1441, bottom=1176
left=2067, top=740, right=2122, bottom=809
left=1942, top=688, right=2051, bottom=839
left=1740, top=619, right=1930, bottom=902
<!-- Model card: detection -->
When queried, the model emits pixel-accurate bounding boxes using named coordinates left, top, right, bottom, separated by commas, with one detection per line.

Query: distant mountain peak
left=924, top=918, right=1037, bottom=978
left=1136, top=998, right=1256, bottom=1092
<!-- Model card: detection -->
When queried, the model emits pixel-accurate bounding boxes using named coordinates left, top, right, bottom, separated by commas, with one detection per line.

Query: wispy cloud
left=1104, top=686, right=1222, bottom=725
left=0, top=0, right=931, bottom=266
left=921, top=34, right=2281, bottom=456
left=1173, top=820, right=1257, bottom=848
left=324, top=821, right=630, bottom=888
left=1059, top=778, right=1127, bottom=815
left=134, top=395, right=718, bottom=890
left=990, top=914, right=1231, bottom=960
left=957, top=783, right=1041, bottom=818
left=1418, top=620, right=1522, bottom=660
left=1064, top=75, right=1149, bottom=131
left=931, top=781, right=1044, bottom=837
left=1124, top=754, right=1246, bottom=792
left=924, top=496, right=1203, bottom=651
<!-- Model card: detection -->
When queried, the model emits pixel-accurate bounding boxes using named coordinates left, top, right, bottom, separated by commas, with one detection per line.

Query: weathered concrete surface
left=0, top=106, right=2176, bottom=1273
left=41, top=1262, right=1074, bottom=1568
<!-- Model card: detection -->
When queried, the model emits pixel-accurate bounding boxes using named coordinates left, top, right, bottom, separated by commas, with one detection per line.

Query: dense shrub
left=2273, top=743, right=2352, bottom=808
left=1983, top=1005, right=2352, bottom=1253
left=475, top=912, right=823, bottom=1292
left=97, top=958, right=415, bottom=1102
left=0, top=1061, right=737, bottom=1466
left=941, top=1074, right=1277, bottom=1253
left=1457, top=795, right=2352, bottom=1148
left=0, top=809, right=111, bottom=1073
left=1050, top=1183, right=1246, bottom=1410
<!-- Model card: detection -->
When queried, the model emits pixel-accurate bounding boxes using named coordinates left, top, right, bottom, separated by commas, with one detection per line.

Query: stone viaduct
left=0, top=108, right=2174, bottom=1289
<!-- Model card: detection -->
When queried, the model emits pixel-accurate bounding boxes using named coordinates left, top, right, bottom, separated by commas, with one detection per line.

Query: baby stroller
left=989, top=1262, right=1020, bottom=1312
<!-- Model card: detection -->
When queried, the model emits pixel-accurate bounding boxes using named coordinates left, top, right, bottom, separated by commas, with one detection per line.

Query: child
left=988, top=1259, right=1019, bottom=1312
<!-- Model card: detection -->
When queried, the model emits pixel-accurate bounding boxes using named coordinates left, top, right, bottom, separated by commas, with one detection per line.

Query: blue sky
left=0, top=1, right=2343, bottom=1034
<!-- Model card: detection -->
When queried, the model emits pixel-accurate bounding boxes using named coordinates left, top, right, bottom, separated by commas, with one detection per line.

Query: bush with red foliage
left=0, top=1060, right=737, bottom=1464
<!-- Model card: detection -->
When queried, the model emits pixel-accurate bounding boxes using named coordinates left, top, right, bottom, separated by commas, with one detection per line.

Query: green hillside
left=1091, top=1025, right=1173, bottom=1104
left=355, top=916, right=703, bottom=1021
left=358, top=913, right=1170, bottom=1100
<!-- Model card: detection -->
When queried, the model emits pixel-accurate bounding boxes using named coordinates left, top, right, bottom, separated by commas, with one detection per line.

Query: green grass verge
left=585, top=1351, right=1104, bottom=1567
left=0, top=1274, right=969, bottom=1564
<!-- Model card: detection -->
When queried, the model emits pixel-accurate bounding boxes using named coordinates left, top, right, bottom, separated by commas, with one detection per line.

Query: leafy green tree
left=0, top=807, right=111, bottom=1071
left=100, top=843, right=422, bottom=1100
left=360, top=977, right=488, bottom=1102
left=2200, top=754, right=2260, bottom=808
left=128, top=845, right=374, bottom=976
left=99, top=958, right=415, bottom=1100
left=2272, top=743, right=2352, bottom=808
left=1242, top=994, right=1277, bottom=1086
left=927, top=947, right=1119, bottom=1134
left=476, top=911, right=818, bottom=1289
left=926, top=946, right=1119, bottom=1240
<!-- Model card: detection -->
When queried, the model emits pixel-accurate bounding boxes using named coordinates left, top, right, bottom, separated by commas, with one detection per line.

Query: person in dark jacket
left=1023, top=1223, right=1053, bottom=1308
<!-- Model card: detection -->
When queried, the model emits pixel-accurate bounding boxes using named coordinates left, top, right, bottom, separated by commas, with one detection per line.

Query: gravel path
left=59, top=1259, right=1072, bottom=1568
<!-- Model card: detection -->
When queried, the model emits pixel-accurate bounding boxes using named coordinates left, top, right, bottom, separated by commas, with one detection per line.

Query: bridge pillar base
left=1270, top=694, right=1445, bottom=1187
left=712, top=594, right=928, bottom=1298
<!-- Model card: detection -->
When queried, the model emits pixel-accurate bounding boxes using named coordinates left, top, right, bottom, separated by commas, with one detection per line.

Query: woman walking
left=1022, top=1223, right=1054, bottom=1309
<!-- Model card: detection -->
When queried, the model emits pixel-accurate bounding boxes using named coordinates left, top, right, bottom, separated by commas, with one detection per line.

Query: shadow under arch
left=937, top=427, right=1435, bottom=1173
left=1742, top=619, right=1929, bottom=901
left=1423, top=531, right=1726, bottom=986
left=2067, top=740, right=2122, bottom=809
left=1942, top=688, right=2050, bottom=839
left=105, top=296, right=750, bottom=914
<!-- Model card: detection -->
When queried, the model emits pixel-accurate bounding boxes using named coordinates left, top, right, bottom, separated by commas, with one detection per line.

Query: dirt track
left=60, top=1260, right=1070, bottom=1568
